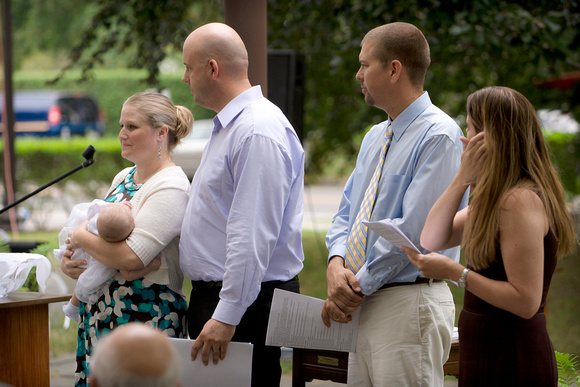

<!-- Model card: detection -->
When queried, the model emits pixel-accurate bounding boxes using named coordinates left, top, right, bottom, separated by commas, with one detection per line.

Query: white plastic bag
left=0, top=253, right=52, bottom=297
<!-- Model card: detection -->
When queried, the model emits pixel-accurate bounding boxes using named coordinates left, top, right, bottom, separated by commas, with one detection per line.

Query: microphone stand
left=0, top=145, right=96, bottom=215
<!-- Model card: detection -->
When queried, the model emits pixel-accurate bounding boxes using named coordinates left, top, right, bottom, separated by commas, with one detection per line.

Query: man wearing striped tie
left=322, top=22, right=468, bottom=386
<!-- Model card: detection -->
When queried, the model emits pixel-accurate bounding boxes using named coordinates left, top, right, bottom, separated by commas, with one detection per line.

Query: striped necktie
left=344, top=124, right=393, bottom=274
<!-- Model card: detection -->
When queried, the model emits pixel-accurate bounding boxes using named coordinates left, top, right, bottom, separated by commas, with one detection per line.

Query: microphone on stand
left=0, top=145, right=96, bottom=215
left=81, top=145, right=96, bottom=167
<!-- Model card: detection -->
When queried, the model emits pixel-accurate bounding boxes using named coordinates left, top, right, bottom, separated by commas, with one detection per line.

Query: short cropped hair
left=363, top=22, right=431, bottom=87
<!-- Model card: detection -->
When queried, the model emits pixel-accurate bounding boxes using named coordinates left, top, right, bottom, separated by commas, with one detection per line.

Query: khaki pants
left=348, top=281, right=455, bottom=387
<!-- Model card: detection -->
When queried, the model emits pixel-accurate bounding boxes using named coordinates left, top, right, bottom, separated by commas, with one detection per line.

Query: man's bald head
left=182, top=22, right=253, bottom=112
left=183, top=22, right=249, bottom=79
left=89, top=323, right=180, bottom=387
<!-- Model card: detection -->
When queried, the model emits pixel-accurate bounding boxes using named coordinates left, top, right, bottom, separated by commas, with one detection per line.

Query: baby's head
left=97, top=202, right=134, bottom=243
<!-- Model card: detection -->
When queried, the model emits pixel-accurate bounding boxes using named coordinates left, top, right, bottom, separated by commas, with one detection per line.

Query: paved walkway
left=49, top=352, right=347, bottom=387
left=50, top=352, right=457, bottom=386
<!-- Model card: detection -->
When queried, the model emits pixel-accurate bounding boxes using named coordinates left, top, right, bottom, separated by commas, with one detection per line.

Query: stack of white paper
left=266, top=289, right=360, bottom=352
left=169, top=338, right=253, bottom=387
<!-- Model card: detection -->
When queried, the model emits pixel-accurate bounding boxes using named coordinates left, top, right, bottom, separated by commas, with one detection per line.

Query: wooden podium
left=292, top=339, right=460, bottom=386
left=0, top=292, right=71, bottom=387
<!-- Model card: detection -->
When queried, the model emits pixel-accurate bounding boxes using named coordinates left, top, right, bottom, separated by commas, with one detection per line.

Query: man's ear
left=208, top=59, right=219, bottom=79
left=389, top=60, right=402, bottom=83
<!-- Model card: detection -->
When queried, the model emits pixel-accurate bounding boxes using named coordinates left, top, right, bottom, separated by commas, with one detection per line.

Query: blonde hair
left=124, top=91, right=194, bottom=150
left=463, top=86, right=576, bottom=269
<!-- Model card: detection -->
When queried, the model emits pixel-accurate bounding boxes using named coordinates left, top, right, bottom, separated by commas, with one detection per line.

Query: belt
left=191, top=276, right=299, bottom=291
left=378, top=277, right=441, bottom=290
left=191, top=280, right=222, bottom=290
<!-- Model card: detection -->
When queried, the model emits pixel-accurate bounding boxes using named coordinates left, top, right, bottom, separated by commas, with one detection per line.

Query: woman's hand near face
left=457, top=132, right=487, bottom=186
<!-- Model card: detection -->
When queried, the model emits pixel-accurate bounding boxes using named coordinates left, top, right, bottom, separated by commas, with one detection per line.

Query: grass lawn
left=10, top=228, right=580, bottom=360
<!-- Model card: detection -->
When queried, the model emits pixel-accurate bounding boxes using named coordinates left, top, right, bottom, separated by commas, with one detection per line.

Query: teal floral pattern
left=74, top=279, right=188, bottom=386
left=104, top=167, right=140, bottom=203
left=73, top=167, right=188, bottom=386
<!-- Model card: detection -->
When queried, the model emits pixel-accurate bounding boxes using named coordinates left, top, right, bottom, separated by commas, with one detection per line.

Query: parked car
left=0, top=90, right=106, bottom=138
left=172, top=119, right=214, bottom=180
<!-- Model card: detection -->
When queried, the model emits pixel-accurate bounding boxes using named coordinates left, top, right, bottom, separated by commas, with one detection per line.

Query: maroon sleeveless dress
left=458, top=230, right=558, bottom=387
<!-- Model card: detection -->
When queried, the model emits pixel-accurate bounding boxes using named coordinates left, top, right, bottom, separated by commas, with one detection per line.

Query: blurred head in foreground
left=89, top=322, right=181, bottom=387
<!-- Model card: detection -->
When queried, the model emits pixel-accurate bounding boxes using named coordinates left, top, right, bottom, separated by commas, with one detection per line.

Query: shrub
left=2, top=137, right=128, bottom=184
left=544, top=132, right=580, bottom=198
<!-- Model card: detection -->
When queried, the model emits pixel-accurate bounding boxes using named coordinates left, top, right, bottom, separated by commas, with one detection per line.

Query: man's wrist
left=328, top=255, right=345, bottom=267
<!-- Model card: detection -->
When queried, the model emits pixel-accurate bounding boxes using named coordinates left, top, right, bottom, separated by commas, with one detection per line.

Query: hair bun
left=174, top=105, right=194, bottom=142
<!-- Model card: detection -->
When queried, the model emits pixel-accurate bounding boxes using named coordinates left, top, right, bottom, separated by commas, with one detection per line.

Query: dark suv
left=0, top=90, right=106, bottom=138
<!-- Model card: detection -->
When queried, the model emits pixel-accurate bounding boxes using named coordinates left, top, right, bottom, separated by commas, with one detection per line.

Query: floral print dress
left=74, top=167, right=188, bottom=386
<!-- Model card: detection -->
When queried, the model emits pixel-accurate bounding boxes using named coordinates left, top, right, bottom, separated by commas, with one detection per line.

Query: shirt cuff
left=327, top=246, right=347, bottom=265
left=356, top=266, right=381, bottom=296
left=212, top=299, right=247, bottom=326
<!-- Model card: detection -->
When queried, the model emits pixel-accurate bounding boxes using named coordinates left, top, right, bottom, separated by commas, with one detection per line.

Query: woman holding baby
left=60, top=91, right=193, bottom=386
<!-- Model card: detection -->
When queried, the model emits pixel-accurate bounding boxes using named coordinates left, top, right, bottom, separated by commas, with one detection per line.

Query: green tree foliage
left=10, top=0, right=100, bottom=68
left=9, top=0, right=580, bottom=175
left=48, top=0, right=208, bottom=85
left=267, top=0, right=580, bottom=174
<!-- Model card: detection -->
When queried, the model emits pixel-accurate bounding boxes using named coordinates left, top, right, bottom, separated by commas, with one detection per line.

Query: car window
left=77, top=98, right=99, bottom=121
left=58, top=97, right=99, bottom=123
left=58, top=98, right=81, bottom=123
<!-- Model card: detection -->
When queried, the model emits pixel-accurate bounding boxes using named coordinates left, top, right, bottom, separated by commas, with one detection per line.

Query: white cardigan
left=108, top=166, right=190, bottom=295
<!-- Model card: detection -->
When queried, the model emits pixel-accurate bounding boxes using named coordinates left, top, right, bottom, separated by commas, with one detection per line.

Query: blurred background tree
left=267, top=0, right=580, bottom=175
left=8, top=0, right=580, bottom=177
left=5, top=0, right=580, bottom=358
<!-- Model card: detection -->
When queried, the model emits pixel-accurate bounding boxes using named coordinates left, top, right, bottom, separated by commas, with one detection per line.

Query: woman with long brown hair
left=402, top=86, right=576, bottom=386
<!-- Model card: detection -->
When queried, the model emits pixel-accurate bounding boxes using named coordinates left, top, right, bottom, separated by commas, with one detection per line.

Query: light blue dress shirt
left=326, top=92, right=468, bottom=296
left=179, top=86, right=305, bottom=325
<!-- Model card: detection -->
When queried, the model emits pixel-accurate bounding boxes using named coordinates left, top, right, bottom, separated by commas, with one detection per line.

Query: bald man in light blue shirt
left=179, top=23, right=304, bottom=387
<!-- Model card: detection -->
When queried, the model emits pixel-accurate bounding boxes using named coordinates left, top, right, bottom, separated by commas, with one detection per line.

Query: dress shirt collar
left=390, top=91, right=431, bottom=141
left=214, top=86, right=264, bottom=130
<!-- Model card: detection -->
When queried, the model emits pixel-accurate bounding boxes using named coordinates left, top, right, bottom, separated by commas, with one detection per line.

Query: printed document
left=364, top=219, right=421, bottom=252
left=265, top=288, right=359, bottom=352
left=169, top=338, right=253, bottom=386
left=365, top=219, right=438, bottom=286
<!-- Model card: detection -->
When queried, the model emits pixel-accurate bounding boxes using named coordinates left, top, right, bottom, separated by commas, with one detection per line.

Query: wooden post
left=224, top=0, right=268, bottom=96
left=0, top=0, right=19, bottom=235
